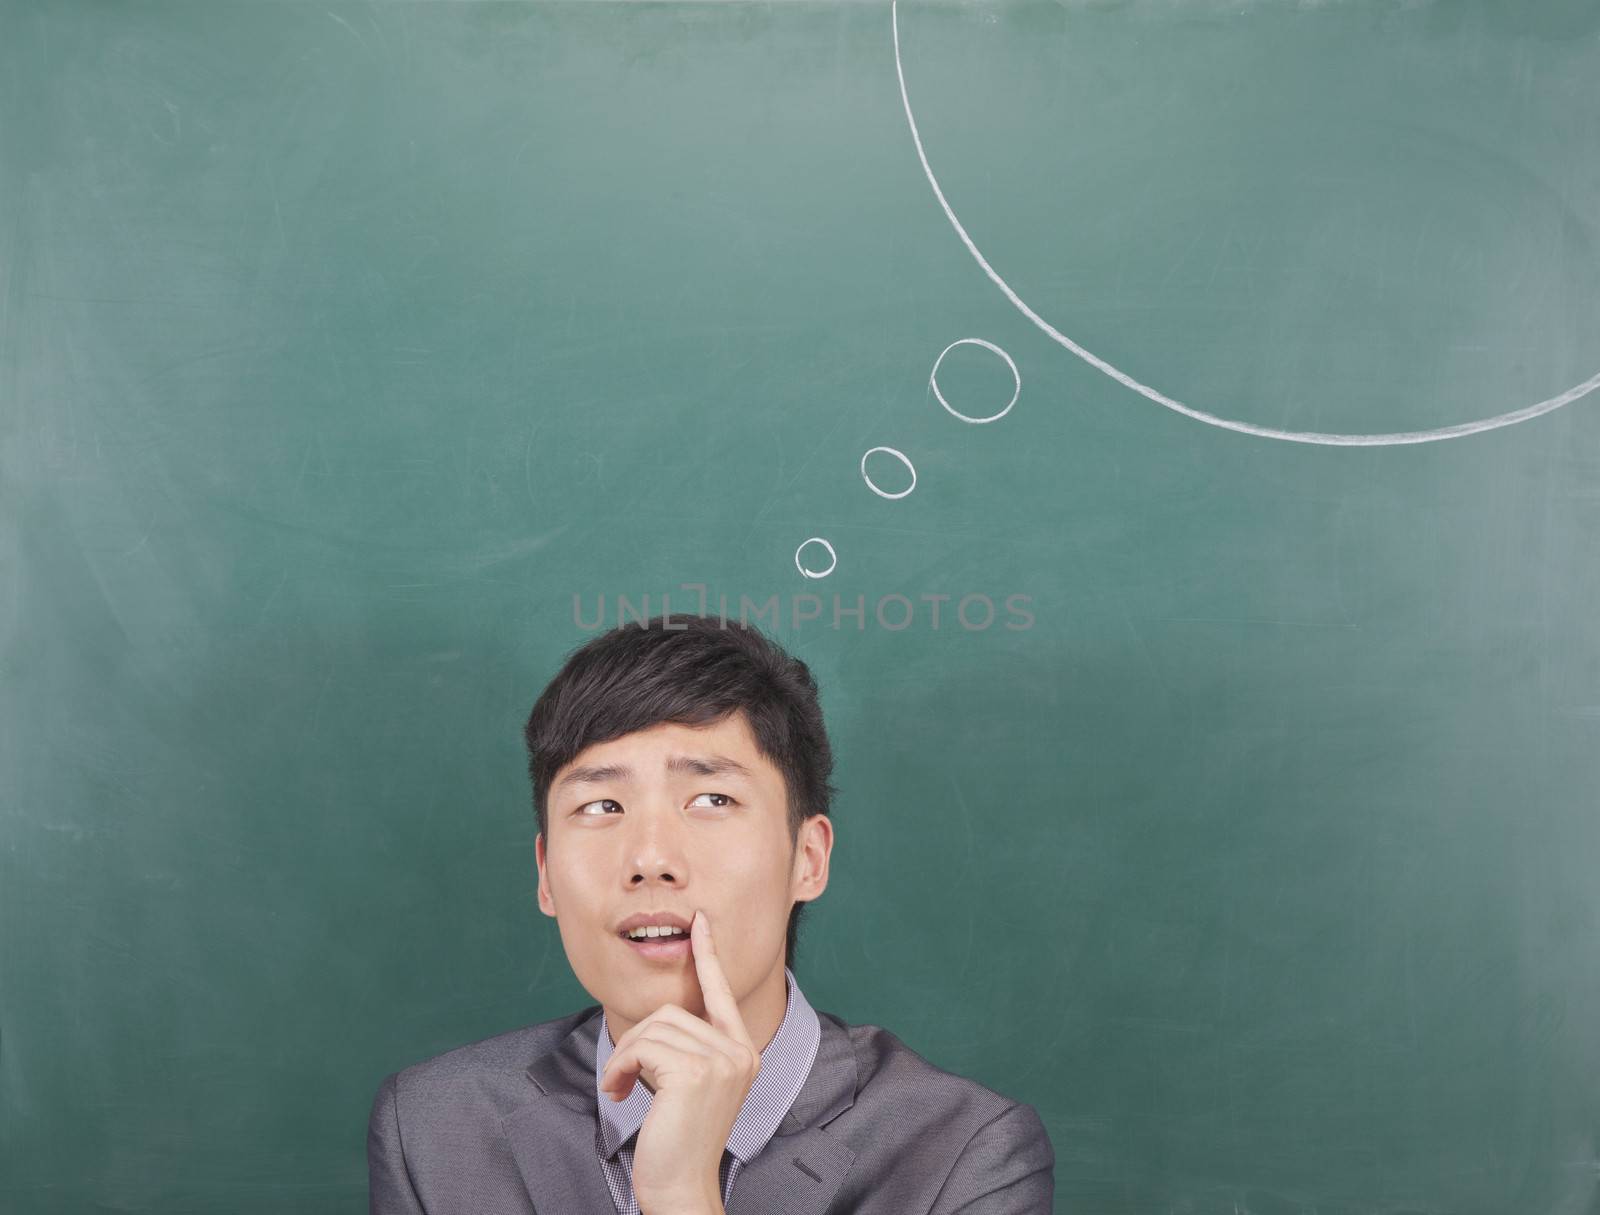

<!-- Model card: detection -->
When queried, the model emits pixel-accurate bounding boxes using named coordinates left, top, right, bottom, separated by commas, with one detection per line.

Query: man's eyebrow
left=665, top=753, right=756, bottom=780
left=552, top=762, right=631, bottom=793
left=552, top=754, right=756, bottom=793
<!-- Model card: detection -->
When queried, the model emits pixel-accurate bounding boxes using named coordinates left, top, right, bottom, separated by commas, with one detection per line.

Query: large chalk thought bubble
left=890, top=0, right=1600, bottom=447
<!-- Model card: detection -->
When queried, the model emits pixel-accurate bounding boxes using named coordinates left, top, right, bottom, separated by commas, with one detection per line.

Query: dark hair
left=524, top=612, right=836, bottom=975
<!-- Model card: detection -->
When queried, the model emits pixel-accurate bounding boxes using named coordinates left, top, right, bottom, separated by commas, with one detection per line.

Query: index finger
left=689, top=909, right=754, bottom=1051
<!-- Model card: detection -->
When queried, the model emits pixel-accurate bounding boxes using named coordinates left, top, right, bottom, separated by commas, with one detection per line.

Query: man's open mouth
left=619, top=928, right=691, bottom=959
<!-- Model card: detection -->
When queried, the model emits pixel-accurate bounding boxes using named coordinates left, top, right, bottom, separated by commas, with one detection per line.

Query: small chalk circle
left=794, top=536, right=838, bottom=580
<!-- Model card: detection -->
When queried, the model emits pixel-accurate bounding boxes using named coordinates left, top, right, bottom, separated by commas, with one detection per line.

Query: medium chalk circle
left=930, top=338, right=1020, bottom=424
left=794, top=536, right=838, bottom=580
left=860, top=445, right=918, bottom=499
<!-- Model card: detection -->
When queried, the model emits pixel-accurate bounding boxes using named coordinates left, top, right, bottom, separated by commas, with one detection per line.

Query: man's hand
left=598, top=910, right=760, bottom=1215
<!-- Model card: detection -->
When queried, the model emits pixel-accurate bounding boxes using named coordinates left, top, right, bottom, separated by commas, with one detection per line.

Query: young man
left=367, top=613, right=1054, bottom=1214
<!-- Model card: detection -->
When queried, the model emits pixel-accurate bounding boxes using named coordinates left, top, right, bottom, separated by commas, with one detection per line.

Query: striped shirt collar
left=594, top=965, right=821, bottom=1165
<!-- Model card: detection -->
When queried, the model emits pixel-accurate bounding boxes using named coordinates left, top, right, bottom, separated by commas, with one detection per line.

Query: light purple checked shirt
left=594, top=965, right=822, bottom=1215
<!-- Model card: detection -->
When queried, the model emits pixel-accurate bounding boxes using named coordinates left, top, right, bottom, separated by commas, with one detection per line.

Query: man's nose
left=625, top=803, right=688, bottom=882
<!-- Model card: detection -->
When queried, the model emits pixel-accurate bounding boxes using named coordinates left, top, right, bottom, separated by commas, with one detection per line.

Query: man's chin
left=625, top=971, right=702, bottom=1000
left=588, top=969, right=704, bottom=1011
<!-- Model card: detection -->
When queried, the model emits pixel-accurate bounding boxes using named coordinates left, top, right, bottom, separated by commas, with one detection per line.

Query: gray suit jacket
left=368, top=1003, right=1054, bottom=1214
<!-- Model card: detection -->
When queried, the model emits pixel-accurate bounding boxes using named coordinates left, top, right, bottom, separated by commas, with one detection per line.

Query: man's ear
left=535, top=832, right=556, bottom=917
left=792, top=814, right=833, bottom=903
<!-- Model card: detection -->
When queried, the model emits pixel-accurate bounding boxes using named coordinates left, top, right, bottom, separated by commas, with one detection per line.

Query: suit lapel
left=502, top=1007, right=619, bottom=1214
left=723, top=1011, right=858, bottom=1215
left=501, top=1006, right=860, bottom=1215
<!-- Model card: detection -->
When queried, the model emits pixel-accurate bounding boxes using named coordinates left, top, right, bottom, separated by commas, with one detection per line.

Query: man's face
left=535, top=710, right=828, bottom=1031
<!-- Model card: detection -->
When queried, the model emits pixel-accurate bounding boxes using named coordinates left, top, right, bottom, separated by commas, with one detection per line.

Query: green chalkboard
left=3, top=2, right=1598, bottom=1213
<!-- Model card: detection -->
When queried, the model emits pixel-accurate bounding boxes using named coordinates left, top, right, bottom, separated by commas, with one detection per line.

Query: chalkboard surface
left=3, top=3, right=1598, bottom=1213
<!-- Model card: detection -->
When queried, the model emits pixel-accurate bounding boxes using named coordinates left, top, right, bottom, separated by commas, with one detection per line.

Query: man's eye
left=692, top=792, right=736, bottom=808
left=575, top=799, right=622, bottom=816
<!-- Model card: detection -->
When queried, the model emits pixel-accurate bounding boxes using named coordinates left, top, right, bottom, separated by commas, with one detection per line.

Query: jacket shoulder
left=381, top=1004, right=599, bottom=1112
left=825, top=1011, right=1036, bottom=1146
left=368, top=1006, right=604, bottom=1210
left=828, top=1011, right=1023, bottom=1122
left=816, top=1011, right=1054, bottom=1211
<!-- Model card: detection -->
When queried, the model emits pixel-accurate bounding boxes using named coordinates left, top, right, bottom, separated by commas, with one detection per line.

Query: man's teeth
left=626, top=926, right=687, bottom=940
